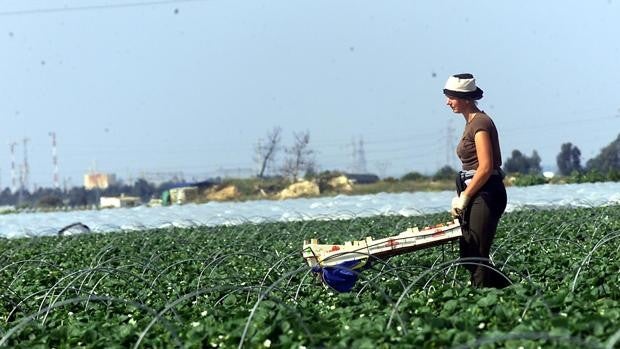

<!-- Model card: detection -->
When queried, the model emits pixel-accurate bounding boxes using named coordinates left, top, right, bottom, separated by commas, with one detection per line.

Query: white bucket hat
left=443, top=73, right=483, bottom=100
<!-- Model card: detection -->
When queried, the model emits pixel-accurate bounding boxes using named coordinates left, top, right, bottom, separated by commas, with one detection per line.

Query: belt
left=459, top=168, right=504, bottom=179
left=458, top=168, right=505, bottom=188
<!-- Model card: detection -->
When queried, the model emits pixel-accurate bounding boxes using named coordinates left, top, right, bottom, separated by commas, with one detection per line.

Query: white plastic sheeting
left=1, top=182, right=619, bottom=238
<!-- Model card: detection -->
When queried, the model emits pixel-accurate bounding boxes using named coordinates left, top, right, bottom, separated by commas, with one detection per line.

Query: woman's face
left=445, top=96, right=469, bottom=114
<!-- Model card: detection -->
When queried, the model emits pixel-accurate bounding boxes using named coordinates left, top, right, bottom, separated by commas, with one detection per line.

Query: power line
left=0, top=0, right=209, bottom=16
left=501, top=115, right=617, bottom=135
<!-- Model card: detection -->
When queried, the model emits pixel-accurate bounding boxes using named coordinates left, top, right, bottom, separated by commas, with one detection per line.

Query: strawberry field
left=1, top=205, right=619, bottom=348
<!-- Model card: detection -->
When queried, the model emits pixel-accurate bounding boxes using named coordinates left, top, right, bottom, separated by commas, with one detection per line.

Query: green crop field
left=1, top=205, right=619, bottom=348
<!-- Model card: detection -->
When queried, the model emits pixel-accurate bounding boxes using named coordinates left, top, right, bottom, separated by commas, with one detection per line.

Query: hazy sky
left=1, top=0, right=619, bottom=189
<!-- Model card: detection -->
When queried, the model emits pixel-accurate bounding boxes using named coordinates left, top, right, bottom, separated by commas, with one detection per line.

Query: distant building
left=84, top=172, right=116, bottom=190
left=100, top=194, right=141, bottom=208
left=169, top=186, right=199, bottom=204
left=344, top=173, right=380, bottom=184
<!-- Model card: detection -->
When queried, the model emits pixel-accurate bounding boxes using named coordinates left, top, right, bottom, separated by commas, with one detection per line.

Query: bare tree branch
left=281, top=130, right=315, bottom=181
left=254, top=126, right=282, bottom=178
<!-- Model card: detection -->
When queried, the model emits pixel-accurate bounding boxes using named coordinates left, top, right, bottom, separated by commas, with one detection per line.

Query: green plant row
left=1, top=205, right=619, bottom=348
left=510, top=169, right=620, bottom=187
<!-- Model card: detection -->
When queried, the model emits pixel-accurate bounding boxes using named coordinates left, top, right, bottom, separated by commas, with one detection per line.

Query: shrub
left=512, top=174, right=548, bottom=187
left=432, top=166, right=458, bottom=181
left=36, top=195, right=64, bottom=208
left=401, top=171, right=426, bottom=181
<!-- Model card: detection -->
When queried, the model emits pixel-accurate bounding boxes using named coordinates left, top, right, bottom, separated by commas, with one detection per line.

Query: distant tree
left=0, top=188, right=16, bottom=205
left=433, top=165, right=458, bottom=180
left=504, top=150, right=526, bottom=174
left=281, top=131, right=316, bottom=181
left=37, top=195, right=63, bottom=208
left=65, top=187, right=99, bottom=207
left=556, top=142, right=582, bottom=176
left=531, top=151, right=543, bottom=173
left=585, top=133, right=620, bottom=172
left=401, top=171, right=426, bottom=181
left=102, top=183, right=132, bottom=197
left=16, top=189, right=33, bottom=208
left=31, top=187, right=63, bottom=204
left=503, top=149, right=542, bottom=174
left=254, top=126, right=282, bottom=178
left=130, top=178, right=155, bottom=202
left=303, top=166, right=318, bottom=180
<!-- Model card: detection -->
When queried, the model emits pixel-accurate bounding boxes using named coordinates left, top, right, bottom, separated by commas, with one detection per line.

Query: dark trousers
left=457, top=176, right=509, bottom=288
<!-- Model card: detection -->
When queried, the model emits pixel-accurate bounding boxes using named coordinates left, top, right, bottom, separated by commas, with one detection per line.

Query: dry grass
left=349, top=179, right=454, bottom=195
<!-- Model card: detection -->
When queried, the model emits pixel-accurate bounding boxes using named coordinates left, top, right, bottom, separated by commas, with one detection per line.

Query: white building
left=100, top=194, right=141, bottom=208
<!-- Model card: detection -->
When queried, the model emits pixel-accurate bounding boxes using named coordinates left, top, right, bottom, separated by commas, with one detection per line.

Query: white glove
left=451, top=193, right=470, bottom=217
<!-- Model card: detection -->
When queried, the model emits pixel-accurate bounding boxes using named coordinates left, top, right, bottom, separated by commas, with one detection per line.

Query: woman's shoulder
left=469, top=112, right=495, bottom=131
left=474, top=112, right=494, bottom=123
left=475, top=111, right=492, bottom=120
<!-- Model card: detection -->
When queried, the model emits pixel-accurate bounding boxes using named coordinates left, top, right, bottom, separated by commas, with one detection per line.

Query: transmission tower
left=9, top=142, right=17, bottom=192
left=349, top=136, right=368, bottom=173
left=350, top=137, right=357, bottom=172
left=49, top=132, right=60, bottom=189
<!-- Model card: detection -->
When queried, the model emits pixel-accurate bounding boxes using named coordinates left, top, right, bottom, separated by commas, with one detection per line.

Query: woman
left=444, top=73, right=509, bottom=288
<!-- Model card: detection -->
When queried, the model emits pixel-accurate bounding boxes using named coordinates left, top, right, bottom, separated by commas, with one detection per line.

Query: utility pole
left=9, top=142, right=17, bottom=192
left=49, top=132, right=60, bottom=189
left=16, top=138, right=30, bottom=206
left=22, top=138, right=30, bottom=192
left=357, top=137, right=368, bottom=173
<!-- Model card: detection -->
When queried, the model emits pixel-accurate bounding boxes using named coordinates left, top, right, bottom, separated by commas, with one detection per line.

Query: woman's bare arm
left=463, top=130, right=493, bottom=197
